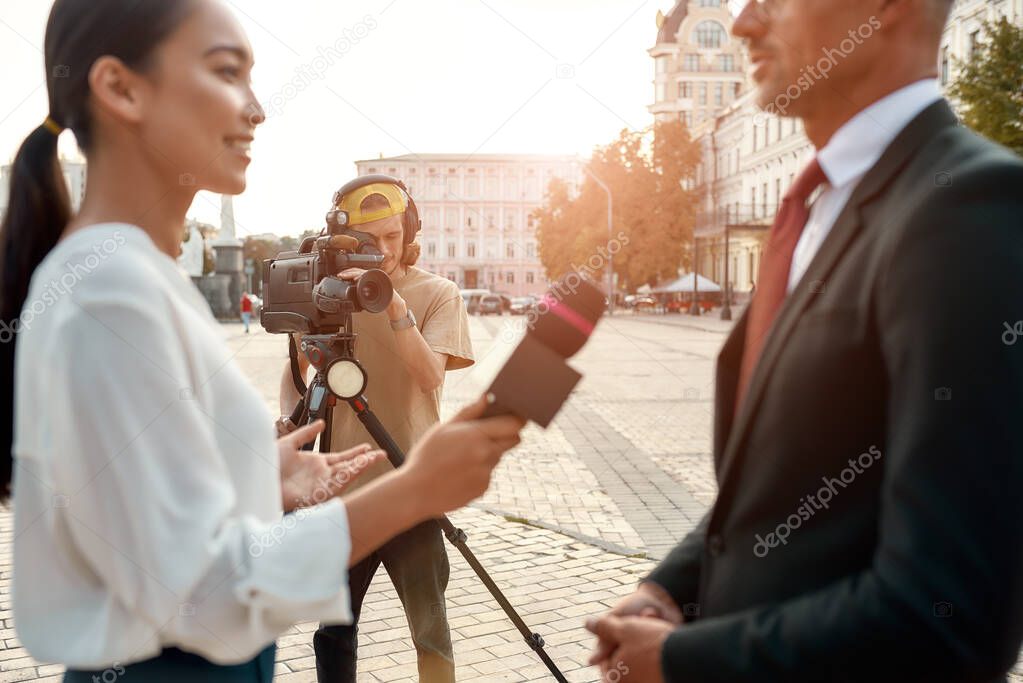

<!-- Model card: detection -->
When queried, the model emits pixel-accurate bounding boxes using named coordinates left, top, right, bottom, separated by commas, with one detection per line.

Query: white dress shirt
left=12, top=224, right=352, bottom=667
left=788, top=79, right=943, bottom=292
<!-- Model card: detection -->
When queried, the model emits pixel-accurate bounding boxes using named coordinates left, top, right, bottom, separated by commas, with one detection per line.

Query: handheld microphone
left=482, top=276, right=605, bottom=427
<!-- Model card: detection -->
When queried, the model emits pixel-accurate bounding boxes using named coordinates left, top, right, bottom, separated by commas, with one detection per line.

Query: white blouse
left=12, top=224, right=352, bottom=667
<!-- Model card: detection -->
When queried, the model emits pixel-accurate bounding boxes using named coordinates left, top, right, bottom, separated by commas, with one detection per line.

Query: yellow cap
left=337, top=183, right=408, bottom=226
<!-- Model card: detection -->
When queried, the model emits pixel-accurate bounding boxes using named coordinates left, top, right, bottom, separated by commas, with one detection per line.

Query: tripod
left=288, top=305, right=567, bottom=682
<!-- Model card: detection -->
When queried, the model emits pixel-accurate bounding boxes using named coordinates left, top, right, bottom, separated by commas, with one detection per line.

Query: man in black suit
left=586, top=0, right=1023, bottom=681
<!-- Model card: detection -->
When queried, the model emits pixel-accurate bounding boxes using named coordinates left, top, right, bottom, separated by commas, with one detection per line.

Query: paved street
left=1, top=310, right=1020, bottom=682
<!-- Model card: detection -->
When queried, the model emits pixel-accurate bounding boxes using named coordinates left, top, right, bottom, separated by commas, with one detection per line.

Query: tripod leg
left=346, top=396, right=568, bottom=683
left=292, top=376, right=334, bottom=453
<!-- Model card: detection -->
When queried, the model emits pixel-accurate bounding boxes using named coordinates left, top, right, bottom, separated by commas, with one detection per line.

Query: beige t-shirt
left=328, top=266, right=474, bottom=488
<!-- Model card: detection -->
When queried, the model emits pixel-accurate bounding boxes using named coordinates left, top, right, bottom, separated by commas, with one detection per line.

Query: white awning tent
left=652, top=272, right=722, bottom=294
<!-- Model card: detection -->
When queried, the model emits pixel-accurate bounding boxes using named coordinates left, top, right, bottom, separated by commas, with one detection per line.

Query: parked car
left=510, top=296, right=536, bottom=315
left=629, top=296, right=658, bottom=311
left=477, top=294, right=505, bottom=316
left=460, top=288, right=491, bottom=315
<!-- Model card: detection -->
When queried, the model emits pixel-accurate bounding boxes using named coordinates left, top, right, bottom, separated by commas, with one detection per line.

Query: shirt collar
left=817, top=79, right=943, bottom=189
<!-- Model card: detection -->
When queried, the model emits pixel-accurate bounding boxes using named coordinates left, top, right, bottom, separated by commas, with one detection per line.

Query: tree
left=534, top=120, right=700, bottom=292
left=947, top=17, right=1023, bottom=156
left=243, top=237, right=282, bottom=297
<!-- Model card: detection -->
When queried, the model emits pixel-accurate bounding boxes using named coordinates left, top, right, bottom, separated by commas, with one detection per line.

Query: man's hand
left=277, top=420, right=385, bottom=512
left=588, top=582, right=683, bottom=665
left=585, top=615, right=674, bottom=683
left=275, top=415, right=298, bottom=437
left=338, top=268, right=407, bottom=320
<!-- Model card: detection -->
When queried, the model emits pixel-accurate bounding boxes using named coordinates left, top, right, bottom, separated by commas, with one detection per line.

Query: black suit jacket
left=647, top=100, right=1023, bottom=682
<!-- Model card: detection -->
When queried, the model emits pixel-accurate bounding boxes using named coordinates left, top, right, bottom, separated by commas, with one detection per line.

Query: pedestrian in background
left=240, top=290, right=253, bottom=333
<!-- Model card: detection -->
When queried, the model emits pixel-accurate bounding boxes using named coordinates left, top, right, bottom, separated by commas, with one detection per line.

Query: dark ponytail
left=0, top=0, right=197, bottom=498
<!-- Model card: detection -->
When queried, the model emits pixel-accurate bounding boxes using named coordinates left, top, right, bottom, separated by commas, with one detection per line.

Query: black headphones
left=325, top=174, right=422, bottom=247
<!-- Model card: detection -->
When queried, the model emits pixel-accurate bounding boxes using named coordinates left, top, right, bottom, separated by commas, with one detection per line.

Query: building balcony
left=695, top=205, right=774, bottom=237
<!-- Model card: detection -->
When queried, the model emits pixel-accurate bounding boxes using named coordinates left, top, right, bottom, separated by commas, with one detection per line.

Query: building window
left=506, top=272, right=515, bottom=284
left=751, top=186, right=757, bottom=217
left=447, top=243, right=456, bottom=258
left=699, top=0, right=721, bottom=5
left=969, top=30, right=980, bottom=58
left=684, top=54, right=700, bottom=71
left=526, top=271, right=535, bottom=284
left=488, top=272, right=495, bottom=285
left=775, top=179, right=781, bottom=212
left=467, top=241, right=476, bottom=258
left=752, top=124, right=758, bottom=151
left=427, top=242, right=437, bottom=258
left=718, top=54, right=734, bottom=72
left=526, top=242, right=536, bottom=258
left=698, top=83, right=707, bottom=105
left=733, top=82, right=742, bottom=98
left=656, top=56, right=669, bottom=74
left=656, top=83, right=667, bottom=102
left=694, top=21, right=725, bottom=49
left=714, top=82, right=723, bottom=105
left=940, top=46, right=949, bottom=85
left=762, top=183, right=768, bottom=214
left=506, top=243, right=515, bottom=259
left=679, top=81, right=691, bottom=98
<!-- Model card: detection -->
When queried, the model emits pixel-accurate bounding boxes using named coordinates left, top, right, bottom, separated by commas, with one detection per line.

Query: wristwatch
left=389, top=309, right=417, bottom=331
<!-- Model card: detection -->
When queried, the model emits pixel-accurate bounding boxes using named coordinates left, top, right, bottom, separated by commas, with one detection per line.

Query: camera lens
left=354, top=270, right=393, bottom=313
left=361, top=282, right=379, bottom=301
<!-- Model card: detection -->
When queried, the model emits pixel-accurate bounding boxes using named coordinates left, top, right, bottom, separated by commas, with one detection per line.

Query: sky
left=0, top=0, right=733, bottom=238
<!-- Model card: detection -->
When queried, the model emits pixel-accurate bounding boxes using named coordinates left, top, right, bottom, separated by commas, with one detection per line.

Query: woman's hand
left=277, top=421, right=385, bottom=512
left=403, top=395, right=526, bottom=517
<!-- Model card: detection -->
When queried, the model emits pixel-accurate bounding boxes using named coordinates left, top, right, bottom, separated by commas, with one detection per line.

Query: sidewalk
left=613, top=308, right=744, bottom=335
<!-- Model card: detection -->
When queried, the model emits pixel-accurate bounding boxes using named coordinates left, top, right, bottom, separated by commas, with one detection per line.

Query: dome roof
left=656, top=1, right=688, bottom=44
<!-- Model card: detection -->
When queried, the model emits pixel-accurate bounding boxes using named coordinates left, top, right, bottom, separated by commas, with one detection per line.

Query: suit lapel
left=714, top=100, right=960, bottom=490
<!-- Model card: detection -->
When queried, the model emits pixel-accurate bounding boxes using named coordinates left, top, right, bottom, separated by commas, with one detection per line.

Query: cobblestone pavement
left=2, top=313, right=1020, bottom=681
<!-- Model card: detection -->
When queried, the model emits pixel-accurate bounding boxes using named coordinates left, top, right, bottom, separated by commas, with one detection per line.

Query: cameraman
left=279, top=178, right=473, bottom=683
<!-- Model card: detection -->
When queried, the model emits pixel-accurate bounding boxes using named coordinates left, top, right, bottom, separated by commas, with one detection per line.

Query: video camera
left=260, top=227, right=394, bottom=335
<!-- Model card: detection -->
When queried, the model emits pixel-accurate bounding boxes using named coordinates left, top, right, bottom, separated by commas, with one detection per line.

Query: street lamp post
left=689, top=236, right=700, bottom=316
left=581, top=166, right=614, bottom=315
left=721, top=222, right=732, bottom=321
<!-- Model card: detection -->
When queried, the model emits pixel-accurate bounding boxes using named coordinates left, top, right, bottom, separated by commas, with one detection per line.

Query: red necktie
left=735, top=157, right=827, bottom=414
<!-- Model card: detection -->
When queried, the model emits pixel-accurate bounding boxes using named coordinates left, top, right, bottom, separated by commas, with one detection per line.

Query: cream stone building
left=0, top=158, right=87, bottom=218
left=648, top=0, right=747, bottom=128
left=354, top=153, right=581, bottom=298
